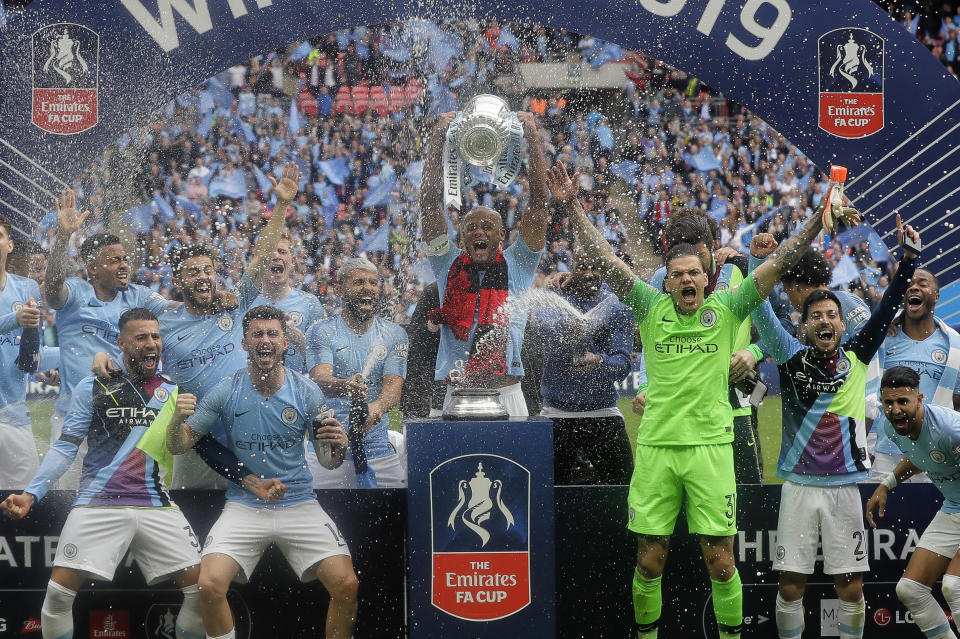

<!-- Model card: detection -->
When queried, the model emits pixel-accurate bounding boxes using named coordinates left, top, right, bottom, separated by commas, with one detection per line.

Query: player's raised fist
left=750, top=233, right=778, bottom=259
left=16, top=298, right=41, bottom=328
left=1, top=493, right=35, bottom=520
left=174, top=393, right=197, bottom=421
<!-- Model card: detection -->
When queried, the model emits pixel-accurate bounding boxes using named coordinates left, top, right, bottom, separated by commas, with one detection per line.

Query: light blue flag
left=498, top=26, right=520, bottom=50
left=197, top=111, right=213, bottom=138
left=404, top=160, right=424, bottom=187
left=252, top=164, right=273, bottom=195
left=831, top=254, right=861, bottom=287
left=208, top=170, right=247, bottom=199
left=357, top=222, right=391, bottom=254
left=201, top=162, right=222, bottom=187
left=289, top=99, right=301, bottom=134
left=232, top=115, right=256, bottom=143
left=362, top=173, right=397, bottom=209
left=124, top=204, right=154, bottom=233
left=687, top=147, right=721, bottom=171
left=207, top=77, right=234, bottom=109
left=836, top=222, right=889, bottom=262
left=610, top=161, right=640, bottom=186
left=317, top=157, right=349, bottom=185
left=290, top=40, right=312, bottom=61
left=320, top=186, right=340, bottom=227
left=171, top=193, right=201, bottom=215
left=153, top=192, right=175, bottom=222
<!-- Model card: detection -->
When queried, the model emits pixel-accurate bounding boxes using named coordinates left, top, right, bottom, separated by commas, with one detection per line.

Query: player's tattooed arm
left=165, top=392, right=202, bottom=455
left=45, top=188, right=90, bottom=310
left=247, top=161, right=301, bottom=288
left=549, top=162, right=636, bottom=300
left=751, top=205, right=824, bottom=299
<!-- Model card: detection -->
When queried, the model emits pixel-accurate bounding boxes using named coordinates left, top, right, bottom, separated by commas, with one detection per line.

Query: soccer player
left=0, top=215, right=52, bottom=488
left=306, top=257, right=408, bottom=488
left=866, top=366, right=960, bottom=639
left=868, top=268, right=960, bottom=480
left=252, top=233, right=326, bottom=372
left=165, top=305, right=357, bottom=639
left=419, top=111, right=548, bottom=416
left=749, top=216, right=919, bottom=639
left=555, top=161, right=826, bottom=639
left=44, top=189, right=173, bottom=486
left=1, top=308, right=208, bottom=639
left=642, top=211, right=765, bottom=483
left=156, top=162, right=302, bottom=487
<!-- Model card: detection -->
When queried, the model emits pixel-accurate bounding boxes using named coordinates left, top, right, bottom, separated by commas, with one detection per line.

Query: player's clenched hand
left=174, top=393, right=197, bottom=422
left=242, top=475, right=287, bottom=502
left=91, top=351, right=120, bottom=379
left=865, top=485, right=887, bottom=529
left=1, top=493, right=35, bottom=520
left=632, top=392, right=647, bottom=418
left=16, top=298, right=41, bottom=328
left=729, top=350, right=757, bottom=383
left=346, top=373, right=367, bottom=401
left=750, top=233, right=777, bottom=259
left=896, top=213, right=921, bottom=259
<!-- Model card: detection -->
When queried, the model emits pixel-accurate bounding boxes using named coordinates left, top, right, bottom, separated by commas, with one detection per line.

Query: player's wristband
left=746, top=344, right=763, bottom=363
left=881, top=472, right=898, bottom=490
left=636, top=383, right=648, bottom=396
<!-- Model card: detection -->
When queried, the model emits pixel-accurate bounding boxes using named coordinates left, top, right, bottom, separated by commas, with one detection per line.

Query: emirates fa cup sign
left=430, top=455, right=531, bottom=620
left=32, top=23, right=99, bottom=135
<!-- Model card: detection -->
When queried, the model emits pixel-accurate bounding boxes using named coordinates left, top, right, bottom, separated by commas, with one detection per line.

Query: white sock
left=897, top=578, right=955, bottom=639
left=176, top=584, right=204, bottom=639
left=837, top=598, right=865, bottom=639
left=41, top=580, right=77, bottom=639
left=775, top=593, right=804, bottom=639
left=940, top=574, right=960, bottom=639
left=206, top=631, right=235, bottom=639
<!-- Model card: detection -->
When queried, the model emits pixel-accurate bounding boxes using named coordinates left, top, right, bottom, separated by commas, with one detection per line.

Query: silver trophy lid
left=442, top=387, right=509, bottom=421
left=456, top=94, right=511, bottom=166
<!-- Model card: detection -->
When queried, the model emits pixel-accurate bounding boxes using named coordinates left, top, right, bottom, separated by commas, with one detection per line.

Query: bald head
left=459, top=206, right=505, bottom=265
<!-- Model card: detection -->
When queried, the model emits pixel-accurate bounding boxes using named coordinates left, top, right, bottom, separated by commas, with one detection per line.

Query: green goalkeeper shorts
left=627, top=443, right=737, bottom=537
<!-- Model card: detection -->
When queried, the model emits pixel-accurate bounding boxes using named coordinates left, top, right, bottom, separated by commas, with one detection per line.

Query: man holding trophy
left=419, top=96, right=549, bottom=417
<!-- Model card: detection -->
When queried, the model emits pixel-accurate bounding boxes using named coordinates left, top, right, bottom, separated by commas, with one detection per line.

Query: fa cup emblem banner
left=32, top=23, right=99, bottom=135
left=430, top=455, right=530, bottom=620
left=818, top=28, right=884, bottom=138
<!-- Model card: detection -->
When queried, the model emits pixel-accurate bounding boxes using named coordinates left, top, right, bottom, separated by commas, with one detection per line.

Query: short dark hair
left=80, top=234, right=122, bottom=263
left=781, top=248, right=832, bottom=288
left=914, top=268, right=940, bottom=292
left=800, top=288, right=842, bottom=322
left=664, top=211, right=713, bottom=249
left=118, top=307, right=158, bottom=333
left=242, top=305, right=286, bottom=336
left=9, top=238, right=43, bottom=260
left=881, top=366, right=921, bottom=390
left=0, top=214, right=13, bottom=238
left=169, top=243, right=215, bottom=278
left=664, top=242, right=703, bottom=271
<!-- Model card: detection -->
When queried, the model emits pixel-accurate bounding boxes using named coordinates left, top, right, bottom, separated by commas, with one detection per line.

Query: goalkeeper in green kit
left=549, top=162, right=844, bottom=639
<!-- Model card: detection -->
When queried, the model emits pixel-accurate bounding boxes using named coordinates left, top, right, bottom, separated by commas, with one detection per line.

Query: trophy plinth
left=441, top=387, right=509, bottom=421
left=456, top=94, right=512, bottom=166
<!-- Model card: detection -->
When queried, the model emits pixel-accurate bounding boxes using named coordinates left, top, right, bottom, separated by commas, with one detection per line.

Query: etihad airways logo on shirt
left=653, top=335, right=718, bottom=355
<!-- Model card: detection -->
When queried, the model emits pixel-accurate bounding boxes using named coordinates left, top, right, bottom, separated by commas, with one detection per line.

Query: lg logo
left=874, top=608, right=892, bottom=627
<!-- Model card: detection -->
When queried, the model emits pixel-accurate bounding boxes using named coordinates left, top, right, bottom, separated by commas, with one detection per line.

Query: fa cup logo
left=829, top=33, right=874, bottom=91
left=447, top=462, right=515, bottom=547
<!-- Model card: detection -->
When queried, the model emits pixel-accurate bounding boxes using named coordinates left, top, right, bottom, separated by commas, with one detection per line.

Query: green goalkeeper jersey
left=624, top=275, right=764, bottom=446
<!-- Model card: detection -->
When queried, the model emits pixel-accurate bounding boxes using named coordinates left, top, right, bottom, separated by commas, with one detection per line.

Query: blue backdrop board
left=1, top=1, right=959, bottom=282
left=406, top=418, right=555, bottom=638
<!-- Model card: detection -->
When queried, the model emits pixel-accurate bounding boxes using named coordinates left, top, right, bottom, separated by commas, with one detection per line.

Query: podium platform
left=406, top=417, right=556, bottom=639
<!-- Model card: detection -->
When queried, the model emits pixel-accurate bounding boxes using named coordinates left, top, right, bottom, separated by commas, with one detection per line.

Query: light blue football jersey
left=189, top=366, right=327, bottom=508
left=55, top=279, right=169, bottom=411
left=0, top=274, right=42, bottom=427
left=884, top=403, right=960, bottom=513
left=306, top=315, right=407, bottom=458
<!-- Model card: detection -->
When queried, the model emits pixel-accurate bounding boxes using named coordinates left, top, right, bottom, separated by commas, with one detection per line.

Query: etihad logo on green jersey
left=654, top=335, right=719, bottom=354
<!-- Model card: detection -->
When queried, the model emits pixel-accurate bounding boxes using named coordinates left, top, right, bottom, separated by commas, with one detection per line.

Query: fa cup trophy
left=443, top=94, right=524, bottom=211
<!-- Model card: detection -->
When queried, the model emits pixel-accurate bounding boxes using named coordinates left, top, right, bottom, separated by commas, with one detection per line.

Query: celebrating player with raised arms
left=749, top=215, right=920, bottom=639
left=554, top=160, right=828, bottom=639
left=867, top=366, right=960, bottom=639
left=165, top=305, right=357, bottom=639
